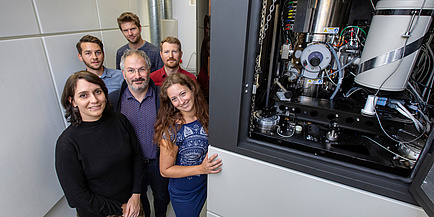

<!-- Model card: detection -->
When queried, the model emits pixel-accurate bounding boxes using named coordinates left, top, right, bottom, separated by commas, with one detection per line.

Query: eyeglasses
left=126, top=67, right=148, bottom=74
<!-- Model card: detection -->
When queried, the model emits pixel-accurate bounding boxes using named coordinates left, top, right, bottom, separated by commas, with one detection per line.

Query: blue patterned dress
left=169, top=120, right=209, bottom=217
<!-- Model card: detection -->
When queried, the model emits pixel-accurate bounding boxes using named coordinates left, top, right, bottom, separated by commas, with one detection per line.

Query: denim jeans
left=141, top=159, right=170, bottom=217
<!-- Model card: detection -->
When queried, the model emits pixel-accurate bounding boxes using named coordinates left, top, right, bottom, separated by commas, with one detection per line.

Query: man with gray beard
left=109, top=49, right=170, bottom=217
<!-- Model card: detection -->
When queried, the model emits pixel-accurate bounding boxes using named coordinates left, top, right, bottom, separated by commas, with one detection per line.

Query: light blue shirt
left=100, top=67, right=124, bottom=94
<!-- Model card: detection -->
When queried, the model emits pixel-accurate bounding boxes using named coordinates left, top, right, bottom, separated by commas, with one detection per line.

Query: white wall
left=173, top=0, right=197, bottom=74
left=0, top=0, right=152, bottom=216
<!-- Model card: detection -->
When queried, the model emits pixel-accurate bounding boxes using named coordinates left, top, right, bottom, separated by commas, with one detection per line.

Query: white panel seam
left=40, top=37, right=68, bottom=128
left=31, top=0, right=43, bottom=33
left=95, top=0, right=102, bottom=29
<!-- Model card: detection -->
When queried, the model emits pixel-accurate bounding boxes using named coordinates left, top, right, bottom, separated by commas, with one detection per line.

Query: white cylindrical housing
left=355, top=0, right=434, bottom=91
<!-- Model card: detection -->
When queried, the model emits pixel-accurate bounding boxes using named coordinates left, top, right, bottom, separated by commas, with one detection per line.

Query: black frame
left=210, top=0, right=434, bottom=209
left=410, top=151, right=434, bottom=216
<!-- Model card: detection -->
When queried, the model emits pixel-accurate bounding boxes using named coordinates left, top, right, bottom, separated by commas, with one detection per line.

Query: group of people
left=55, top=12, right=221, bottom=217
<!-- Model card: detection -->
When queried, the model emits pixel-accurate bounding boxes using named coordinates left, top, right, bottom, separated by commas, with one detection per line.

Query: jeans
left=141, top=159, right=170, bottom=217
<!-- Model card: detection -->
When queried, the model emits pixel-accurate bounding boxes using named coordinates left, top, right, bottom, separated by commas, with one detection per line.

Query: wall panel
left=97, top=0, right=130, bottom=29
left=0, top=0, right=40, bottom=37
left=141, top=26, right=152, bottom=43
left=101, top=30, right=128, bottom=69
left=131, top=0, right=150, bottom=26
left=34, top=0, right=99, bottom=33
left=0, top=38, right=65, bottom=216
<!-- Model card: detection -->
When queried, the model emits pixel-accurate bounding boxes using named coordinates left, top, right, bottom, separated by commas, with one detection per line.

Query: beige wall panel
left=0, top=38, right=65, bottom=216
left=97, top=0, right=130, bottom=29
left=0, top=0, right=40, bottom=37
left=130, top=0, right=150, bottom=26
left=34, top=0, right=99, bottom=33
left=101, top=30, right=128, bottom=69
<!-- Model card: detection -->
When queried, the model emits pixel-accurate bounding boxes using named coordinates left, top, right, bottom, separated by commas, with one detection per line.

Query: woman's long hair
left=154, top=73, right=209, bottom=151
left=61, top=71, right=111, bottom=126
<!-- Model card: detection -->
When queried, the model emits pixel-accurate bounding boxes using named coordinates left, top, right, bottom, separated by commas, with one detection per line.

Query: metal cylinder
left=254, top=111, right=280, bottom=133
left=148, top=0, right=161, bottom=46
left=294, top=0, right=353, bottom=42
left=355, top=0, right=434, bottom=91
left=160, top=0, right=173, bottom=19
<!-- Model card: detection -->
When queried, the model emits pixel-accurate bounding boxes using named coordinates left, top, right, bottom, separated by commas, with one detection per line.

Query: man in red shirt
left=151, top=36, right=197, bottom=86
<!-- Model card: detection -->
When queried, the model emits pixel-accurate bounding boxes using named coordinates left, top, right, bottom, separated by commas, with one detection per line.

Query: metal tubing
left=160, top=0, right=173, bottom=19
left=148, top=0, right=161, bottom=45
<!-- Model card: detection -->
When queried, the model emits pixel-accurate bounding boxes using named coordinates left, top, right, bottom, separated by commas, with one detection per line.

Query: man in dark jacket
left=109, top=49, right=169, bottom=217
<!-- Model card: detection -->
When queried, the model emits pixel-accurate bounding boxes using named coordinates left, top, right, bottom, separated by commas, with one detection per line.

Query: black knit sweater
left=55, top=112, right=142, bottom=217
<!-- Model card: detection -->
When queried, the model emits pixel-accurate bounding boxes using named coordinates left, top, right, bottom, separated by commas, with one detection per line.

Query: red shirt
left=150, top=67, right=197, bottom=86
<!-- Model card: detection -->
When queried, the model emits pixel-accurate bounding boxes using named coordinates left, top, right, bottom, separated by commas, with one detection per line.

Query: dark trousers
left=141, top=159, right=170, bottom=217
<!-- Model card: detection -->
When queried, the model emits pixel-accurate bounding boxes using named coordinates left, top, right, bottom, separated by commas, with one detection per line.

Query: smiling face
left=71, top=79, right=106, bottom=122
left=166, top=83, right=195, bottom=115
left=78, top=42, right=104, bottom=71
left=161, top=42, right=182, bottom=69
left=122, top=53, right=150, bottom=93
left=120, top=21, right=142, bottom=44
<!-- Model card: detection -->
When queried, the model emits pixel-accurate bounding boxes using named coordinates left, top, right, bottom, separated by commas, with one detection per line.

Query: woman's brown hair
left=61, top=71, right=111, bottom=126
left=154, top=73, right=209, bottom=151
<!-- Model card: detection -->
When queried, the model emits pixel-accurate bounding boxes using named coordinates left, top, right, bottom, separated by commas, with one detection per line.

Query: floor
left=47, top=186, right=206, bottom=217
left=138, top=186, right=207, bottom=217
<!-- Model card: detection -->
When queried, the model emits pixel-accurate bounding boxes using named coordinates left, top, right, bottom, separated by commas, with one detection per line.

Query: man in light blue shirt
left=76, top=35, right=124, bottom=93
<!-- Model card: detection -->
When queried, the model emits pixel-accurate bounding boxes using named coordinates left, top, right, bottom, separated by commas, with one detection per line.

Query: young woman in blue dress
left=154, top=73, right=223, bottom=217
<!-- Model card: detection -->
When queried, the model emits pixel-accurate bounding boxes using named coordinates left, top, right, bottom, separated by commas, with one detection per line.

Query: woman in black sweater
left=55, top=71, right=142, bottom=217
